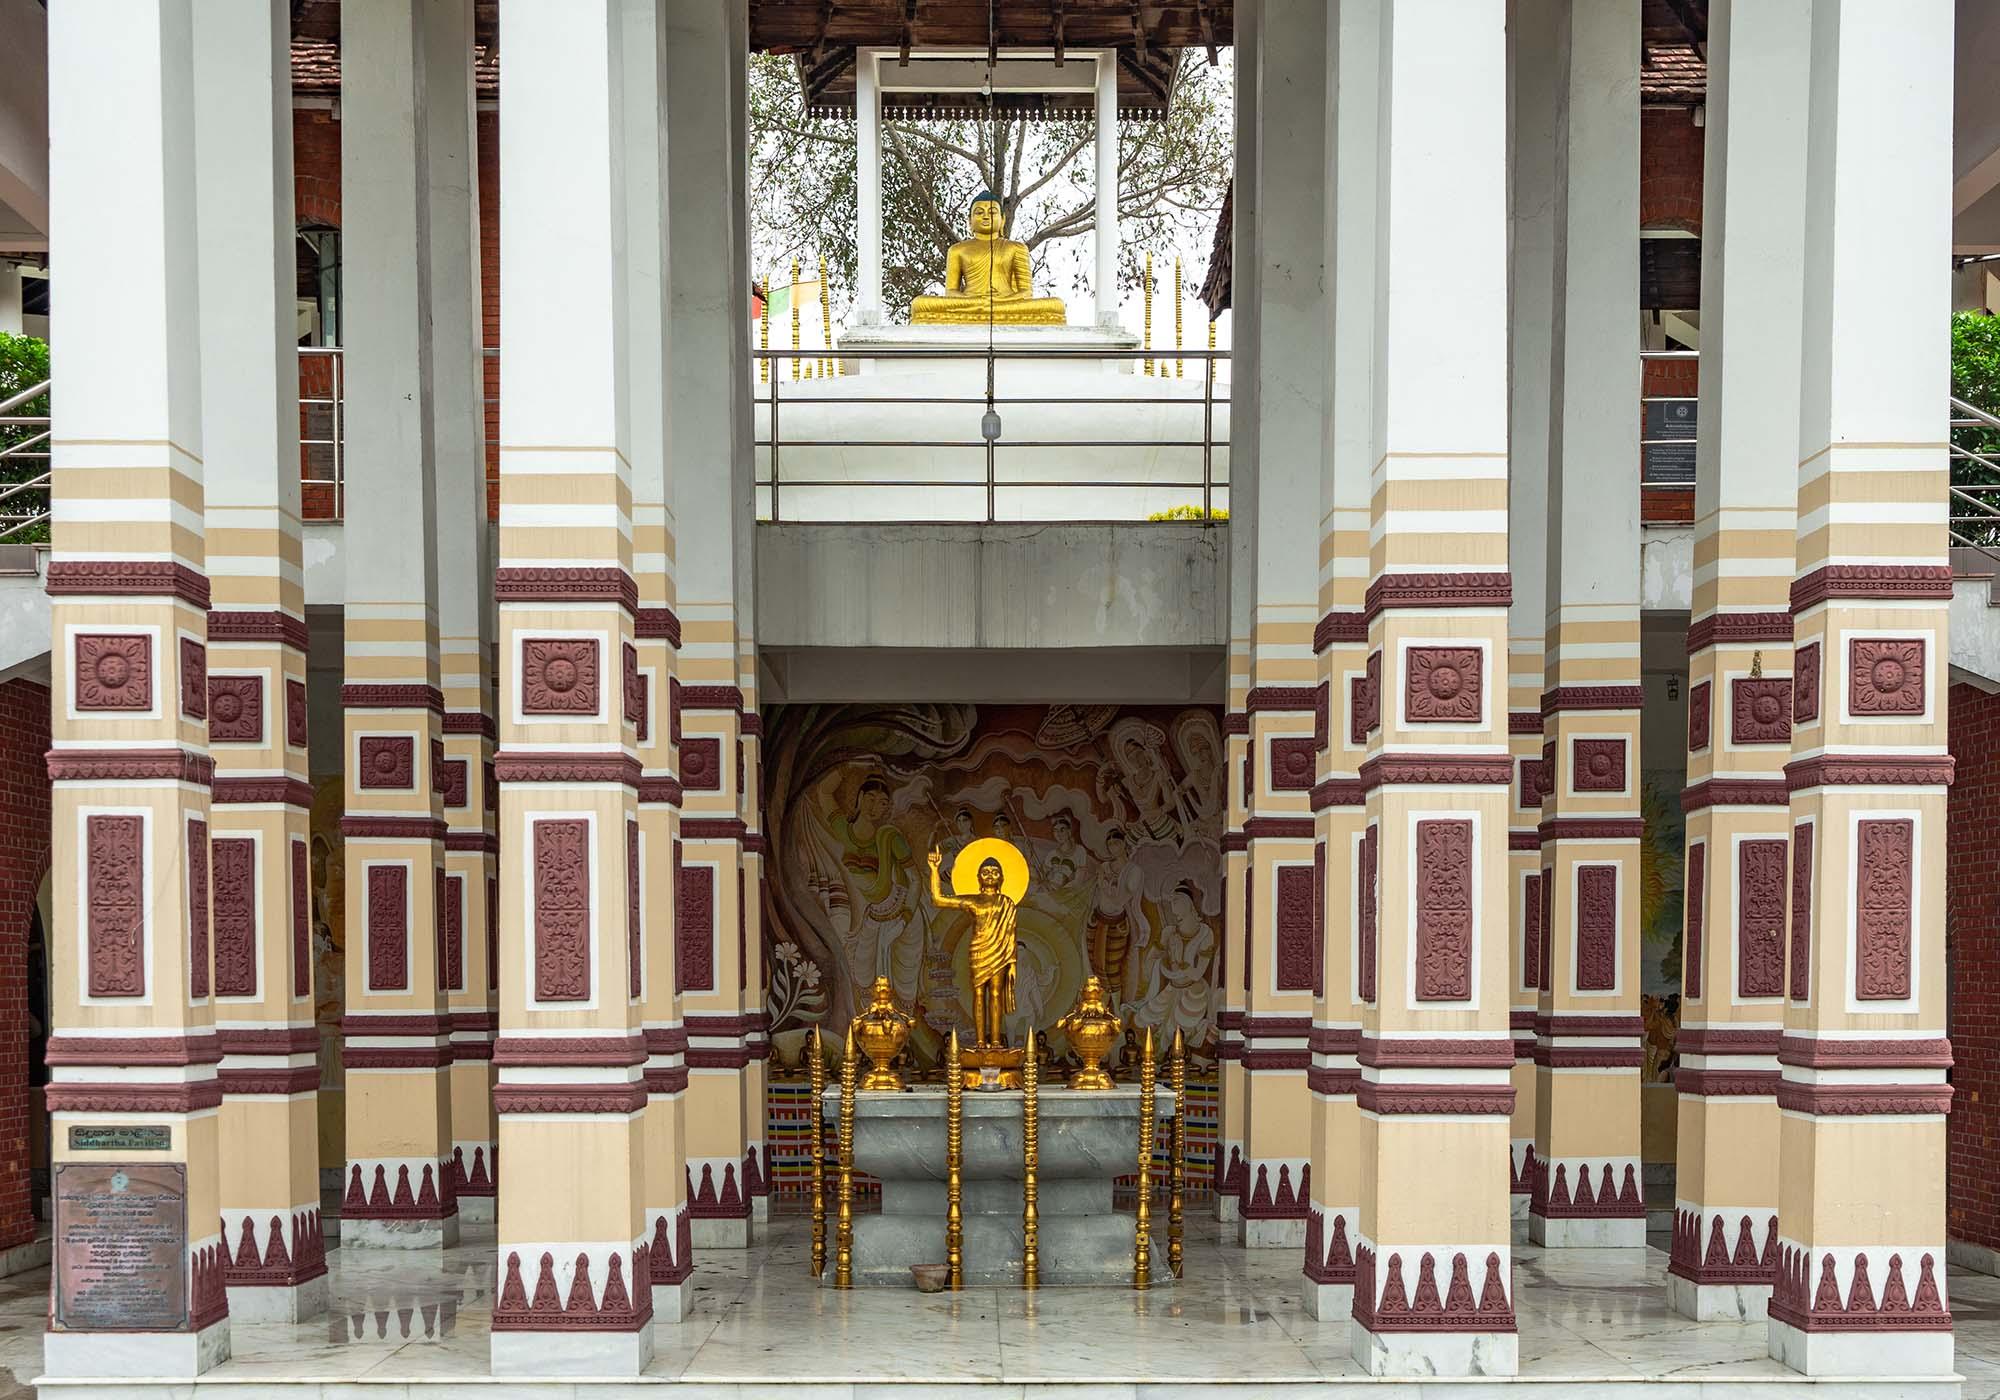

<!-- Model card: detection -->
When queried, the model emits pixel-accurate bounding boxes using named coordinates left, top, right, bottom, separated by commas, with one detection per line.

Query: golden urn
left=1055, top=976, right=1123, bottom=1091
left=852, top=976, right=915, bottom=1092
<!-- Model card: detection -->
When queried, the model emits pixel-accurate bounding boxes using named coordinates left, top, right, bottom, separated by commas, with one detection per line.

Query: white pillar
left=42, top=0, right=228, bottom=1374
left=855, top=49, right=882, bottom=324
left=1094, top=52, right=1119, bottom=327
left=191, top=0, right=324, bottom=1324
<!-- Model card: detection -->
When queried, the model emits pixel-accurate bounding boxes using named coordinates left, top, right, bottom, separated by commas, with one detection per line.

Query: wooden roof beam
left=1053, top=0, right=1067, bottom=65
left=899, top=0, right=916, bottom=66
left=1196, top=0, right=1218, bottom=64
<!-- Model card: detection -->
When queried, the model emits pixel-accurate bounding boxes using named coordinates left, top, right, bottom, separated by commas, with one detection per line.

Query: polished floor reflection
left=10, top=1213, right=2000, bottom=1393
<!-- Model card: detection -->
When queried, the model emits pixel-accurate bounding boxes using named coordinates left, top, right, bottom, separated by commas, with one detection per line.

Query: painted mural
left=1639, top=767, right=1686, bottom=1080
left=760, top=704, right=1228, bottom=1072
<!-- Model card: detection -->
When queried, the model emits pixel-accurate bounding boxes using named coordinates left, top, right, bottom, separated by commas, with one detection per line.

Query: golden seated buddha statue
left=910, top=191, right=1067, bottom=326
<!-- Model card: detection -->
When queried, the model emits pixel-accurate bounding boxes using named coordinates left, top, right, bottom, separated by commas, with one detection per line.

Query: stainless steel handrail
left=754, top=346, right=1232, bottom=524
left=0, top=376, right=51, bottom=544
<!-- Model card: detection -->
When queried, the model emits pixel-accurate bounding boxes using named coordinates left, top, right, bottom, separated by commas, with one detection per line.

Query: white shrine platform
left=14, top=1212, right=2000, bottom=1397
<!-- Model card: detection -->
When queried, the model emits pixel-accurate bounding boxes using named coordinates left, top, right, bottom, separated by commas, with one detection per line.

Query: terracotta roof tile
left=291, top=38, right=497, bottom=98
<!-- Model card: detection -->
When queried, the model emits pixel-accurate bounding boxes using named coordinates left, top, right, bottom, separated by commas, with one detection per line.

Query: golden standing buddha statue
left=910, top=191, right=1067, bottom=326
left=927, top=847, right=1018, bottom=1047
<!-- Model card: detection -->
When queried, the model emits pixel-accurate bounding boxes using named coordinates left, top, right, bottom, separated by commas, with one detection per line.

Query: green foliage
left=749, top=52, right=1233, bottom=317
left=0, top=332, right=49, bottom=545
left=1145, top=504, right=1227, bottom=521
left=1953, top=313, right=2000, bottom=546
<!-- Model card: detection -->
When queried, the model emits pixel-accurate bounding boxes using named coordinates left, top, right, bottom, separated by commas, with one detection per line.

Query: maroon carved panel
left=669, top=675, right=684, bottom=743
left=1274, top=863, right=1317, bottom=993
left=1849, top=638, right=1925, bottom=716
left=87, top=815, right=145, bottom=997
left=442, top=872, right=465, bottom=993
left=211, top=837, right=257, bottom=997
left=1270, top=737, right=1317, bottom=792
left=180, top=638, right=207, bottom=719
left=533, top=820, right=591, bottom=1001
left=358, top=736, right=415, bottom=790
left=1312, top=839, right=1327, bottom=999
left=1349, top=676, right=1369, bottom=746
left=627, top=819, right=642, bottom=999
left=1314, top=680, right=1330, bottom=752
left=485, top=758, right=498, bottom=812
left=1538, top=871, right=1554, bottom=992
left=208, top=675, right=263, bottom=742
left=74, top=633, right=154, bottom=712
left=187, top=819, right=210, bottom=998
left=1731, top=677, right=1792, bottom=745
left=1404, top=647, right=1481, bottom=723
left=1856, top=818, right=1913, bottom=999
left=1518, top=757, right=1547, bottom=811
left=431, top=738, right=447, bottom=794
left=487, top=875, right=500, bottom=992
left=1790, top=822, right=1813, bottom=1000
left=1575, top=865, right=1617, bottom=991
left=1688, top=680, right=1711, bottom=751
left=677, top=843, right=714, bottom=993
left=623, top=642, right=641, bottom=728
left=1737, top=839, right=1788, bottom=998
left=1357, top=826, right=1378, bottom=1002
left=635, top=673, right=651, bottom=744
left=521, top=637, right=600, bottom=715
left=286, top=678, right=308, bottom=748
left=681, top=736, right=722, bottom=792
left=367, top=864, right=409, bottom=991
left=1363, top=651, right=1382, bottom=733
left=442, top=758, right=469, bottom=809
left=1414, top=820, right=1473, bottom=1000
left=1572, top=739, right=1627, bottom=793
left=1793, top=642, right=1821, bottom=724
left=1684, top=843, right=1705, bottom=997
left=1523, top=871, right=1543, bottom=990
left=291, top=838, right=311, bottom=998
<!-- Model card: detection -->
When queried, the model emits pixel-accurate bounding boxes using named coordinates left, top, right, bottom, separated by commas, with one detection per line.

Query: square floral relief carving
left=180, top=638, right=207, bottom=720
left=207, top=675, right=264, bottom=742
left=1403, top=647, right=1481, bottom=723
left=1729, top=677, right=1792, bottom=745
left=1848, top=637, right=1924, bottom=717
left=521, top=638, right=600, bottom=716
left=1793, top=642, right=1821, bottom=724
left=358, top=735, right=416, bottom=790
left=1571, top=738, right=1627, bottom=793
left=73, top=634, right=153, bottom=711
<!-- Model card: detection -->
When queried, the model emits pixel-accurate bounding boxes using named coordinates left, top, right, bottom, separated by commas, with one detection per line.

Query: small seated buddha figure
left=909, top=190, right=1067, bottom=325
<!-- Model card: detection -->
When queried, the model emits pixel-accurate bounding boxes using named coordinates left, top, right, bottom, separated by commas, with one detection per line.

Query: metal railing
left=0, top=377, right=52, bottom=544
left=1639, top=348, right=1698, bottom=490
left=1951, top=395, right=2000, bottom=560
left=754, top=346, right=1232, bottom=524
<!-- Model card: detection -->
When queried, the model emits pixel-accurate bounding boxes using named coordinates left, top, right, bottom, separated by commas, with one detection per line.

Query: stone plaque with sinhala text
left=54, top=1162, right=187, bottom=1330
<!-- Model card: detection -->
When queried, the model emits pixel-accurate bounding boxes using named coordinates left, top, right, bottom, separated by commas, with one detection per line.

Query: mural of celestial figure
left=1088, top=827, right=1152, bottom=1006
left=1103, top=717, right=1184, bottom=845
left=1127, top=880, right=1219, bottom=1053
left=826, top=776, right=923, bottom=1011
left=926, top=848, right=1018, bottom=1048
left=1171, top=712, right=1227, bottom=833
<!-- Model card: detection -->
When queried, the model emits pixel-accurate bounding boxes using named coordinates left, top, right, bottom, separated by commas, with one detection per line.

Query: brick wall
left=1951, top=682, right=2000, bottom=1250
left=1641, top=107, right=1703, bottom=235
left=0, top=681, right=48, bottom=1251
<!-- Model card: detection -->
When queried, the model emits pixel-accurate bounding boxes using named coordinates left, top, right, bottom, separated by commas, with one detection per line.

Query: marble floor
left=12, top=1214, right=2000, bottom=1396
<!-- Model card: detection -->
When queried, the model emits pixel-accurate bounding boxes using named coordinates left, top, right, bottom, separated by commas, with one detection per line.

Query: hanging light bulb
left=981, top=407, right=1003, bottom=442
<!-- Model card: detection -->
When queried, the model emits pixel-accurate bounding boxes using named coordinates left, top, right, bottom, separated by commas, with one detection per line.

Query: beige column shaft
left=1349, top=0, right=1517, bottom=1376
left=1667, top=0, right=1809, bottom=1325
left=192, top=0, right=326, bottom=1323
left=421, top=0, right=500, bottom=1227
left=41, top=0, right=231, bottom=1377
left=490, top=0, right=655, bottom=1376
left=1530, top=0, right=1646, bottom=1252
left=338, top=0, right=456, bottom=1253
left=1768, top=0, right=1955, bottom=1378
left=1303, top=0, right=1376, bottom=1321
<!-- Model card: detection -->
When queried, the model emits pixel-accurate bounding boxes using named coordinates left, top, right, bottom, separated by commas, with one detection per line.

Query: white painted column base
left=751, top=1195, right=770, bottom=1225
left=1666, top=1272, right=1771, bottom=1324
left=1350, top=1324, right=1518, bottom=1377
left=1528, top=1215, right=1646, bottom=1249
left=1239, top=1215, right=1308, bottom=1249
left=226, top=1273, right=331, bottom=1323
left=456, top=1195, right=496, bottom=1224
left=1510, top=1193, right=1529, bottom=1221
left=1301, top=1279, right=1353, bottom=1322
left=490, top=1325, right=655, bottom=1377
left=692, top=1216, right=751, bottom=1249
left=653, top=1276, right=696, bottom=1323
left=43, top=1319, right=232, bottom=1378
left=342, top=1215, right=461, bottom=1250
left=1951, top=1237, right=2000, bottom=1277
left=1214, top=1193, right=1241, bottom=1224
left=1767, top=1319, right=1953, bottom=1378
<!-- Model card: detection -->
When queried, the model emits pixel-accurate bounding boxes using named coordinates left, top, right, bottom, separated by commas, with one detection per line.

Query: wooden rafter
left=899, top=0, right=917, bottom=65
left=1195, top=0, right=1217, bottom=64
left=1660, top=0, right=1707, bottom=56
left=1053, top=0, right=1067, bottom=65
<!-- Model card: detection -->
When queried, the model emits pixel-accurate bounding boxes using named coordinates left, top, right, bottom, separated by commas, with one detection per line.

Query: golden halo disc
left=950, top=837, right=1029, bottom=904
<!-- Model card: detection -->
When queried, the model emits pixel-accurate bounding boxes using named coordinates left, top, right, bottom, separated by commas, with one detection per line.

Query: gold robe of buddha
left=910, top=195, right=1067, bottom=326
left=927, top=849, right=1019, bottom=1048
